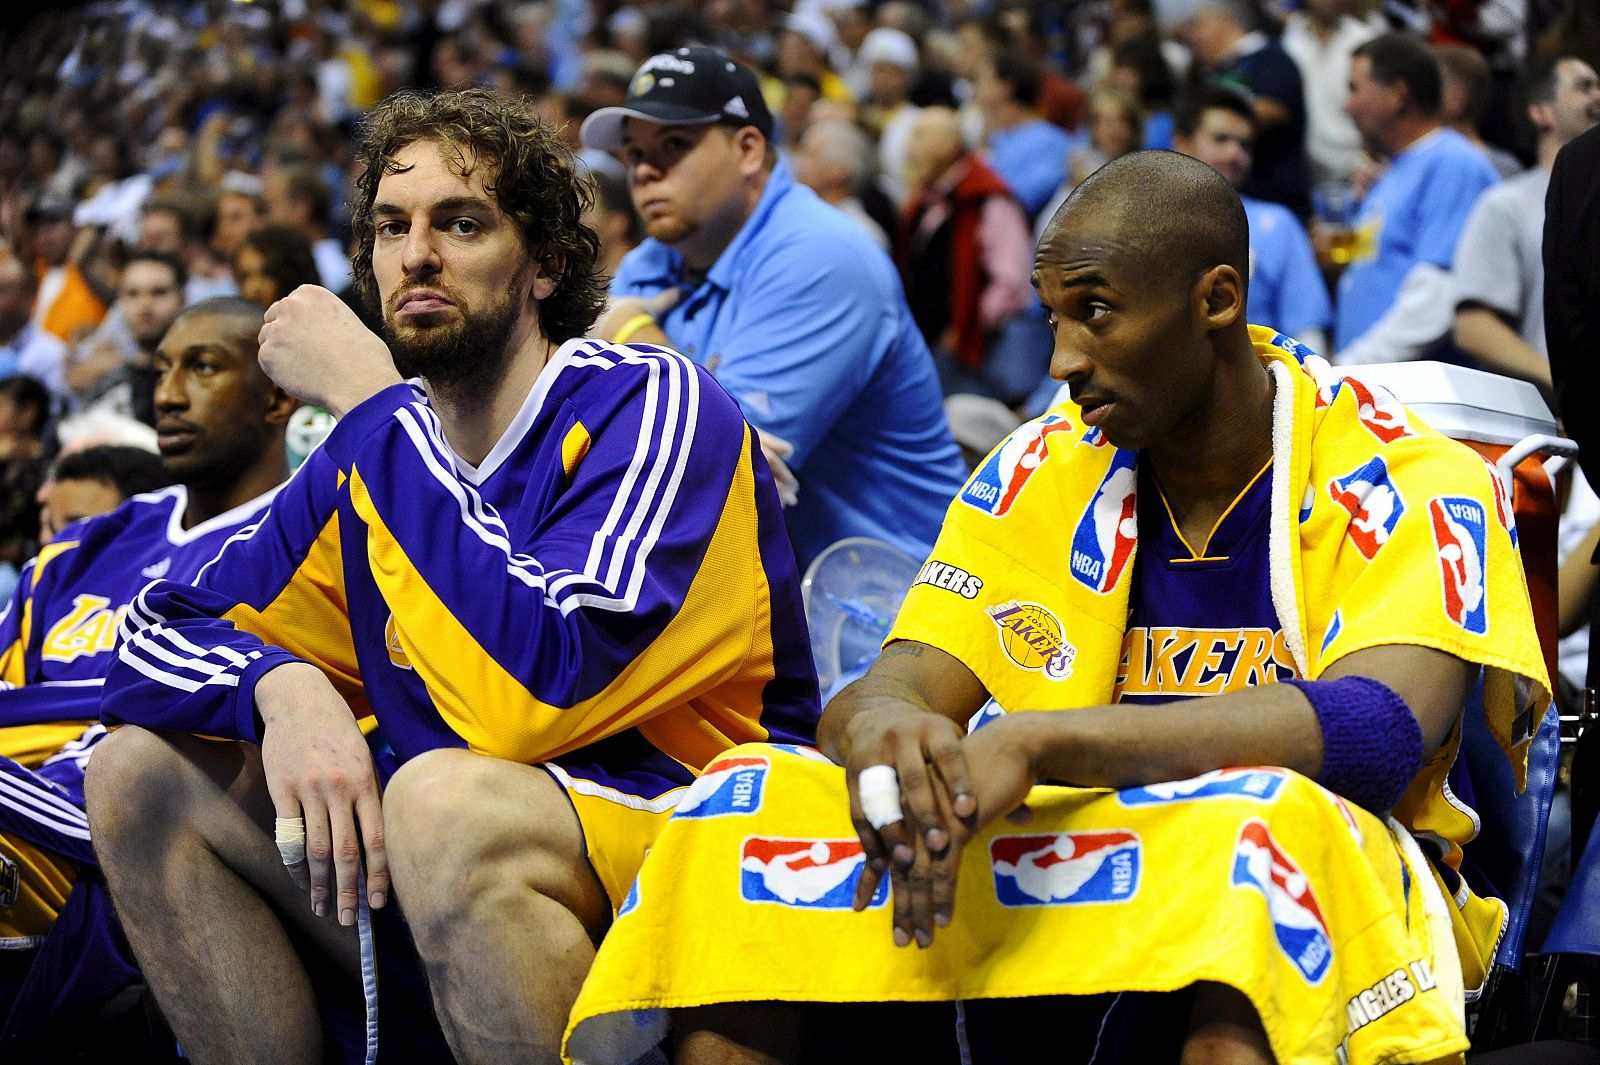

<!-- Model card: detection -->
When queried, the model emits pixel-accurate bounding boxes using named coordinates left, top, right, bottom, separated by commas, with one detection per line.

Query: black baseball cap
left=580, top=46, right=774, bottom=152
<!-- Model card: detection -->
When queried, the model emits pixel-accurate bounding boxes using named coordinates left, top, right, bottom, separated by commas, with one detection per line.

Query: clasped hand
left=258, top=285, right=402, bottom=417
left=843, top=706, right=1036, bottom=948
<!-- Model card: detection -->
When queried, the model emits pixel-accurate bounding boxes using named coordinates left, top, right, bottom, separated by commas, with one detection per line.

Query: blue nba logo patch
left=1118, top=768, right=1287, bottom=806
left=1327, top=456, right=1405, bottom=560
left=1232, top=820, right=1333, bottom=984
left=1428, top=496, right=1489, bottom=636
left=1069, top=449, right=1138, bottom=594
left=676, top=755, right=769, bottom=819
left=959, top=415, right=1076, bottom=517
left=990, top=831, right=1140, bottom=907
left=740, top=838, right=888, bottom=909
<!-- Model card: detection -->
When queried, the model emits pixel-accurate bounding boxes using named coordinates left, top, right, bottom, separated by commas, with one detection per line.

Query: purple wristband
left=1283, top=675, right=1423, bottom=813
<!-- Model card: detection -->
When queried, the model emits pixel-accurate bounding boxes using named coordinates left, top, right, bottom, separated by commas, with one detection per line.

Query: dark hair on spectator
left=1354, top=33, right=1442, bottom=117
left=52, top=444, right=171, bottom=501
left=589, top=171, right=645, bottom=245
left=1434, top=44, right=1491, bottom=127
left=959, top=12, right=1011, bottom=51
left=498, top=62, right=552, bottom=100
left=276, top=164, right=333, bottom=229
left=783, top=71, right=823, bottom=99
left=986, top=51, right=1041, bottom=109
left=122, top=249, right=188, bottom=294
left=349, top=88, right=606, bottom=344
left=1175, top=82, right=1258, bottom=139
left=234, top=223, right=322, bottom=297
left=142, top=196, right=200, bottom=242
left=1111, top=36, right=1177, bottom=109
left=0, top=375, right=52, bottom=439
left=1519, top=52, right=1572, bottom=110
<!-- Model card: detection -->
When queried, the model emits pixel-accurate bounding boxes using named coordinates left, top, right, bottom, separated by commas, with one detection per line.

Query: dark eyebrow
left=1061, top=271, right=1111, bottom=289
left=373, top=196, right=495, bottom=217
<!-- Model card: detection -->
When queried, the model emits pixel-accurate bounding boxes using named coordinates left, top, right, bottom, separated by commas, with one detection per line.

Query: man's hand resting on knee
left=821, top=642, right=990, bottom=948
left=257, top=661, right=389, bottom=926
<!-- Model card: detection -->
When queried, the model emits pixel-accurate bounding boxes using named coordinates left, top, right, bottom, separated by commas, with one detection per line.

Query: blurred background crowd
left=0, top=0, right=1597, bottom=673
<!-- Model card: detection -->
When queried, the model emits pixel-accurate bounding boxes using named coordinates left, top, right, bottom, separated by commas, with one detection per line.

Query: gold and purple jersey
left=0, top=486, right=279, bottom=777
left=103, top=338, right=821, bottom=802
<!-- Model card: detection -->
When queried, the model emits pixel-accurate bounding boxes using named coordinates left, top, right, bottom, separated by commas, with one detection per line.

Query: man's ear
left=736, top=127, right=767, bottom=177
left=1196, top=263, right=1245, bottom=331
left=529, top=256, right=560, bottom=303
left=266, top=387, right=300, bottom=427
left=1528, top=100, right=1554, bottom=137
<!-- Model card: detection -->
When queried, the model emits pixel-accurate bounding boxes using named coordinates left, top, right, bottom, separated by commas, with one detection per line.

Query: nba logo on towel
left=617, top=876, right=641, bottom=918
left=1069, top=449, right=1137, bottom=593
left=676, top=755, right=769, bottom=819
left=1429, top=496, right=1488, bottom=636
left=1344, top=378, right=1413, bottom=444
left=990, top=831, right=1141, bottom=907
left=960, top=414, right=1076, bottom=517
left=1232, top=820, right=1333, bottom=984
left=1320, top=610, right=1343, bottom=657
left=1118, top=768, right=1287, bottom=806
left=1483, top=458, right=1518, bottom=549
left=1327, top=457, right=1405, bottom=560
left=740, top=838, right=888, bottom=909
left=1269, top=331, right=1317, bottom=365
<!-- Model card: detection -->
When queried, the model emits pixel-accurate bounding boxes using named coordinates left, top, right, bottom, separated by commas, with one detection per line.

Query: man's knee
left=84, top=726, right=183, bottom=844
left=384, top=750, right=602, bottom=932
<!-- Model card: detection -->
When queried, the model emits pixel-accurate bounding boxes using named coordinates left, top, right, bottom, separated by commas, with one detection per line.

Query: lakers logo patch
left=986, top=601, right=1076, bottom=680
left=42, top=594, right=126, bottom=664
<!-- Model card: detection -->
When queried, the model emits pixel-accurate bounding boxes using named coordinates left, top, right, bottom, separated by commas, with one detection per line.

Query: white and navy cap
left=580, top=46, right=774, bottom=152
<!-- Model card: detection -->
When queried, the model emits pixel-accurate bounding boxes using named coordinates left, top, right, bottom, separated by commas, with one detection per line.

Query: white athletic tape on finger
left=275, top=816, right=307, bottom=866
left=857, top=764, right=905, bottom=830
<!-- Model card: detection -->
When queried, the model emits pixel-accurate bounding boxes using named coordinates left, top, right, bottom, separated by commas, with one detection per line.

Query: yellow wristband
left=612, top=313, right=657, bottom=345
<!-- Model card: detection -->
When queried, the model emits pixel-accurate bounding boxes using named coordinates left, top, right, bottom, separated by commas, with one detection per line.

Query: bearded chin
left=383, top=293, right=522, bottom=389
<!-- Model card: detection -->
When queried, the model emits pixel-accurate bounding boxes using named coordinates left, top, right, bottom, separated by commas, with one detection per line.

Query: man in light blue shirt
left=1336, top=33, right=1498, bottom=364
left=1174, top=84, right=1332, bottom=352
left=582, top=47, right=965, bottom=568
left=974, top=51, right=1074, bottom=221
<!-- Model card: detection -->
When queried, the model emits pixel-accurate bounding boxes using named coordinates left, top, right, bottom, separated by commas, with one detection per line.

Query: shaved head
left=174, top=296, right=267, bottom=336
left=1041, top=150, right=1249, bottom=298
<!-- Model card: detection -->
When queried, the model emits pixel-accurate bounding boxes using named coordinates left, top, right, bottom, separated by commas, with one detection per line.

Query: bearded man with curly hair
left=85, top=88, right=820, bottom=1065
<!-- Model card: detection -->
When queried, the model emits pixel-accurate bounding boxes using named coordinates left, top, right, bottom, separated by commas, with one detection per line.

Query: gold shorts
left=0, top=832, right=77, bottom=946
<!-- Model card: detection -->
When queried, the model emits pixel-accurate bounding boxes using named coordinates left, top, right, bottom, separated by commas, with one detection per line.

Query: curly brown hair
left=349, top=88, right=606, bottom=344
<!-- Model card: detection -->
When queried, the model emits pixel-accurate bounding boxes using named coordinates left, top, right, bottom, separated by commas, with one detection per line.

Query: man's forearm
left=1010, top=683, right=1323, bottom=791
left=1454, top=306, right=1554, bottom=397
left=817, top=641, right=987, bottom=762
left=817, top=670, right=940, bottom=763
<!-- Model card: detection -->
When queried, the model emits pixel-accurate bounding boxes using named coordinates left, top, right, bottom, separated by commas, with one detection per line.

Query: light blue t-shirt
left=611, top=161, right=966, bottom=568
left=986, top=119, right=1074, bottom=220
left=1243, top=195, right=1332, bottom=339
left=1335, top=128, right=1498, bottom=349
